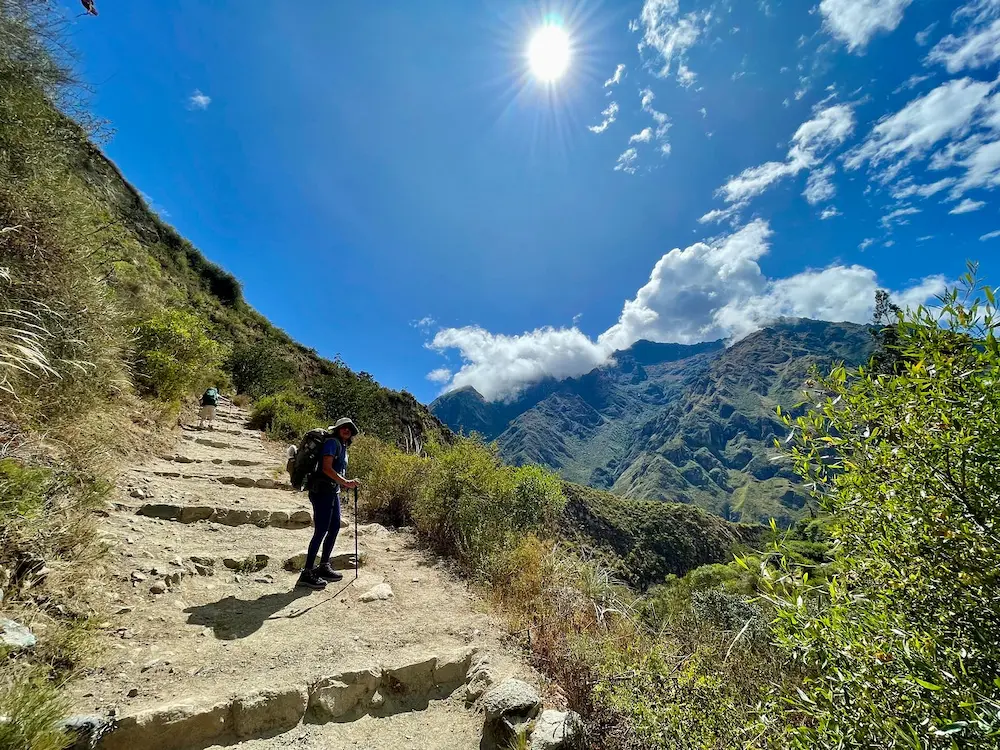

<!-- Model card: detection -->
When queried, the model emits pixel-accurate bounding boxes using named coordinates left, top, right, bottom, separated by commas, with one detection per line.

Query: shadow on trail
left=184, top=588, right=312, bottom=639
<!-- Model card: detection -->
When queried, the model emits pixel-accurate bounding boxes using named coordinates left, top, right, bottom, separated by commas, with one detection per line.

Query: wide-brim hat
left=331, top=417, right=359, bottom=436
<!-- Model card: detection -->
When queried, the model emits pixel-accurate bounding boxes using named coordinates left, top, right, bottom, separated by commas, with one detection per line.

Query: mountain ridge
left=431, top=320, right=874, bottom=525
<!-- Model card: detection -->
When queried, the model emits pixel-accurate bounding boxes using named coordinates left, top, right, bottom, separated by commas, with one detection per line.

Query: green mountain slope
left=432, top=320, right=874, bottom=525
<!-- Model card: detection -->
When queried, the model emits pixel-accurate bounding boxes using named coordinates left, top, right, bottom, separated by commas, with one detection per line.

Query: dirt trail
left=71, top=401, right=543, bottom=749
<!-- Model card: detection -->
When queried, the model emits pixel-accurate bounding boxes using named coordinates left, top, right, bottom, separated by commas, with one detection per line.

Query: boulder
left=433, top=647, right=476, bottom=688
left=0, top=618, right=36, bottom=650
left=359, top=583, right=393, bottom=603
left=308, top=667, right=380, bottom=721
left=530, top=710, right=584, bottom=750
left=231, top=686, right=307, bottom=738
left=481, top=679, right=541, bottom=723
left=381, top=653, right=437, bottom=695
left=98, top=699, right=231, bottom=750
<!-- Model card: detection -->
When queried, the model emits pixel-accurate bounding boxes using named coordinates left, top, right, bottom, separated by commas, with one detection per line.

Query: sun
left=527, top=23, right=571, bottom=82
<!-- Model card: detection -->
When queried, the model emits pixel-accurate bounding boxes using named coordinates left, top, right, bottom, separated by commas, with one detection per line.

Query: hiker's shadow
left=184, top=588, right=312, bottom=640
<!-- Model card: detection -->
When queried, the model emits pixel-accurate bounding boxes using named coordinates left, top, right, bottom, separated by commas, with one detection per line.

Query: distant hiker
left=296, top=417, right=361, bottom=590
left=199, top=387, right=220, bottom=429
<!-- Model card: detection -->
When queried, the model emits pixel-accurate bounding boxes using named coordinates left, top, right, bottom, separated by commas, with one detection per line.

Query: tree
left=764, top=268, right=1000, bottom=748
left=869, top=289, right=904, bottom=376
left=225, top=340, right=296, bottom=398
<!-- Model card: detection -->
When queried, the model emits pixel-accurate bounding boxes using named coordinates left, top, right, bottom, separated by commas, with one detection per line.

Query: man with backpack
left=199, top=386, right=220, bottom=429
left=296, top=417, right=361, bottom=590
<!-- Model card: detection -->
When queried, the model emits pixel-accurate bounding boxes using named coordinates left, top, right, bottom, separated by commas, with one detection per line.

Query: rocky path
left=66, top=402, right=578, bottom=750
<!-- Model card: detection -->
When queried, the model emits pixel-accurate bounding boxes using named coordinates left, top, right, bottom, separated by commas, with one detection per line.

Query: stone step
left=126, top=503, right=317, bottom=530
left=158, top=456, right=265, bottom=468
left=83, top=648, right=480, bottom=750
left=144, top=472, right=293, bottom=491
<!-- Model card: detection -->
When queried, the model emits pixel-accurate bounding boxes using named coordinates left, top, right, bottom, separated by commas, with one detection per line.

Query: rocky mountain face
left=431, top=320, right=874, bottom=525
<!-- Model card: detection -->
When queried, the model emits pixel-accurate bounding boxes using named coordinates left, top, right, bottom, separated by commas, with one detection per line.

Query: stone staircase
left=63, top=401, right=578, bottom=749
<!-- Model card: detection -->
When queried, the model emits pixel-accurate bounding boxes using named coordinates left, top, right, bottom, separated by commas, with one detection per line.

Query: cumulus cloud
left=188, top=89, right=211, bottom=110
left=819, top=0, right=913, bottom=51
left=820, top=206, right=842, bottom=219
left=588, top=102, right=619, bottom=134
left=426, top=368, right=452, bottom=384
left=804, top=163, right=837, bottom=204
left=629, top=128, right=654, bottom=144
left=636, top=0, right=713, bottom=86
left=949, top=197, right=986, bottom=213
left=718, top=104, right=854, bottom=203
left=429, top=221, right=945, bottom=399
left=604, top=64, right=626, bottom=88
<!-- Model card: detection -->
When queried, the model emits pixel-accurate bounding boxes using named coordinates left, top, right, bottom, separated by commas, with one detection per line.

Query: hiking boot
left=296, top=569, right=327, bottom=590
left=316, top=563, right=344, bottom=582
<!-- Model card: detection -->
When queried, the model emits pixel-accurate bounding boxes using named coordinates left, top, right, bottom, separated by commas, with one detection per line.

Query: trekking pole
left=353, top=485, right=359, bottom=580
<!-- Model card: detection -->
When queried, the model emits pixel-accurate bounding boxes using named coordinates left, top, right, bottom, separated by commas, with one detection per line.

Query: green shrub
left=225, top=340, right=296, bottom=398
left=765, top=273, right=1000, bottom=748
left=413, top=438, right=565, bottom=582
left=133, top=309, right=223, bottom=401
left=350, top=436, right=429, bottom=526
left=0, top=673, right=70, bottom=750
left=248, top=389, right=319, bottom=441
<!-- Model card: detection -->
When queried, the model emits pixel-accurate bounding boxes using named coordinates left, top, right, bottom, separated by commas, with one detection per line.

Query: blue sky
left=68, top=0, right=1000, bottom=402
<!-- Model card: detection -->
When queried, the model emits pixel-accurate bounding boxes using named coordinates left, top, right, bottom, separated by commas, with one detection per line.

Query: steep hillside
left=432, top=320, right=874, bottom=524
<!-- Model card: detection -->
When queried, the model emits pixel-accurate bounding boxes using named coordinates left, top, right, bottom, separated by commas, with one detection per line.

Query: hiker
left=297, top=417, right=361, bottom=590
left=199, top=386, right=220, bottom=429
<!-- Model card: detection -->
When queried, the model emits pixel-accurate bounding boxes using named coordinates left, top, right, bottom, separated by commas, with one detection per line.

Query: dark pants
left=305, top=482, right=341, bottom=571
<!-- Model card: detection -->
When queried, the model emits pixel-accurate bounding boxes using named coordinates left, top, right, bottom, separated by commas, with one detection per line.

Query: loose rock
left=481, top=679, right=541, bottom=723
left=0, top=618, right=36, bottom=650
left=149, top=581, right=167, bottom=595
left=359, top=583, right=394, bottom=603
left=530, top=709, right=584, bottom=750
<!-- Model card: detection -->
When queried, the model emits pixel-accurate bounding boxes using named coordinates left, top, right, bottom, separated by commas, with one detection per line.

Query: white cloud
left=426, top=367, right=452, bottom=384
left=698, top=204, right=745, bottom=225
left=804, top=163, right=837, bottom=204
left=588, top=102, right=619, bottom=134
left=915, top=23, right=938, bottom=46
left=699, top=107, right=708, bottom=118
left=640, top=87, right=671, bottom=139
left=881, top=205, right=921, bottom=228
left=949, top=197, right=986, bottom=213
left=430, top=221, right=945, bottom=399
left=636, top=0, right=712, bottom=86
left=188, top=89, right=211, bottom=110
left=629, top=128, right=654, bottom=144
left=614, top=148, right=639, bottom=174
left=604, top=64, right=626, bottom=87
left=819, top=0, right=913, bottom=52
left=859, top=237, right=875, bottom=250
left=820, top=206, right=842, bottom=219
left=845, top=77, right=995, bottom=180
left=411, top=316, right=436, bottom=331
left=928, top=18, right=1000, bottom=72
left=981, top=229, right=1000, bottom=240
left=718, top=104, right=855, bottom=203
left=890, top=176, right=957, bottom=199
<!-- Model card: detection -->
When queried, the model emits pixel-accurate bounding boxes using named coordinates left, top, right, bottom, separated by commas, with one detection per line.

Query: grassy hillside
left=558, top=481, right=763, bottom=591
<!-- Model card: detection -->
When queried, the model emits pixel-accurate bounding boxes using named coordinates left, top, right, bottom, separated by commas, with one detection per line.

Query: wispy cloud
left=717, top=103, right=855, bottom=204
left=804, top=163, right=837, bottom=205
left=588, top=102, right=619, bottom=134
left=188, top=89, right=212, bottom=110
left=980, top=229, right=1000, bottom=241
left=949, top=197, right=985, bottom=213
left=411, top=316, right=436, bottom=332
left=820, top=206, right=842, bottom=219
left=859, top=237, right=875, bottom=250
left=881, top=205, right=921, bottom=228
left=614, top=148, right=639, bottom=174
left=915, top=22, right=938, bottom=46
left=604, top=64, right=626, bottom=88
left=629, top=128, right=654, bottom=144
left=636, top=0, right=713, bottom=86
left=819, top=0, right=913, bottom=52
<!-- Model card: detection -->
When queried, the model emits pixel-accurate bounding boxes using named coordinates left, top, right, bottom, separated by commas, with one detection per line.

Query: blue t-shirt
left=312, top=437, right=348, bottom=492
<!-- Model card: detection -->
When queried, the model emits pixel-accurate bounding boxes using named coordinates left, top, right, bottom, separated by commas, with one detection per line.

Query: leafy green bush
left=248, top=389, right=319, bottom=441
left=225, top=340, right=296, bottom=398
left=413, top=438, right=565, bottom=582
left=765, top=272, right=1000, bottom=748
left=133, top=309, right=223, bottom=401
left=350, top=436, right=429, bottom=526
